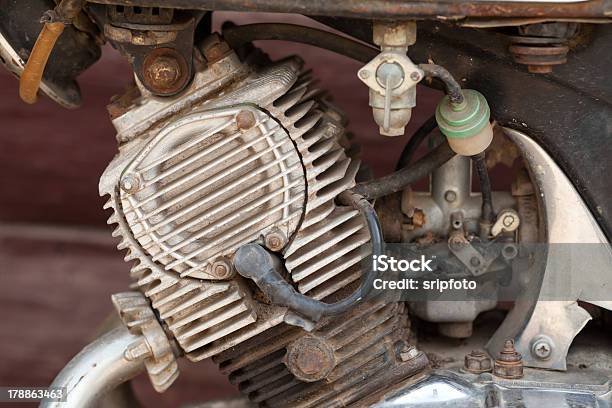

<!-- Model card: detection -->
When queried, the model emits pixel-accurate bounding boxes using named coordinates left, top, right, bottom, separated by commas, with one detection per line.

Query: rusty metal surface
left=85, top=0, right=612, bottom=19
left=213, top=300, right=428, bottom=407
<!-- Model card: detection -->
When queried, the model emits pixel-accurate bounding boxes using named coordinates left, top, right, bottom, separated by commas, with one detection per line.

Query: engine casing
left=101, top=43, right=426, bottom=406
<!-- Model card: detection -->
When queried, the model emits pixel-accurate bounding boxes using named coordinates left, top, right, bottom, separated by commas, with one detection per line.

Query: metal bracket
left=487, top=128, right=612, bottom=370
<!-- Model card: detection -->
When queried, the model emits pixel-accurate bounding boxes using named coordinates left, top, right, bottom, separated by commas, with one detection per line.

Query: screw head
left=470, top=257, right=481, bottom=267
left=359, top=70, right=370, bottom=79
left=410, top=71, right=422, bottom=82
left=444, top=190, right=457, bottom=203
left=532, top=337, right=553, bottom=360
left=236, top=110, right=256, bottom=130
left=120, top=174, right=141, bottom=194
left=503, top=215, right=515, bottom=227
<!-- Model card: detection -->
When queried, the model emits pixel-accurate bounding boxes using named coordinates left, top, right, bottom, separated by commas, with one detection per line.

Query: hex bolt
left=264, top=230, right=287, bottom=252
left=399, top=344, right=420, bottom=362
left=120, top=174, right=141, bottom=194
left=236, top=110, right=257, bottom=130
left=444, top=190, right=457, bottom=203
left=464, top=350, right=492, bottom=374
left=144, top=56, right=181, bottom=89
left=211, top=259, right=233, bottom=279
left=203, top=41, right=231, bottom=62
left=531, top=336, right=553, bottom=360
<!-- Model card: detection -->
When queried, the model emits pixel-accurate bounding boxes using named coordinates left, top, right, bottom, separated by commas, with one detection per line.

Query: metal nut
left=211, top=259, right=233, bottom=279
left=464, top=350, right=492, bottom=374
left=264, top=230, right=287, bottom=252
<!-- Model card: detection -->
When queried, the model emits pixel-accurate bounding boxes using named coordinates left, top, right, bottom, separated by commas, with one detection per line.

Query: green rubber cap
left=435, top=89, right=490, bottom=139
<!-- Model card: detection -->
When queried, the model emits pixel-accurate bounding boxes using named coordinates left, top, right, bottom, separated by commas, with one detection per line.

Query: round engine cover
left=118, top=105, right=306, bottom=280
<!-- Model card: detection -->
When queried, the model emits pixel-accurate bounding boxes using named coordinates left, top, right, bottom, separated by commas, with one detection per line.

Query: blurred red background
left=0, top=12, right=440, bottom=407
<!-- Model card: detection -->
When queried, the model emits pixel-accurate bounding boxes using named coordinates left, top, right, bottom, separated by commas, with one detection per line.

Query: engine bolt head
left=285, top=336, right=336, bottom=382
left=470, top=257, right=481, bottom=267
left=142, top=48, right=189, bottom=95
left=236, top=110, right=257, bottom=130
left=145, top=56, right=181, bottom=89
left=203, top=41, right=231, bottom=62
left=444, top=190, right=457, bottom=203
left=211, top=259, right=233, bottom=279
left=410, top=70, right=422, bottom=82
left=264, top=230, right=287, bottom=252
left=464, top=350, right=492, bottom=374
left=120, top=174, right=141, bottom=194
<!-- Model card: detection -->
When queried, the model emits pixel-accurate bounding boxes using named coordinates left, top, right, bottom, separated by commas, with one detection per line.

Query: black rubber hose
left=419, top=64, right=464, bottom=105
left=353, top=141, right=456, bottom=201
left=395, top=114, right=438, bottom=171
left=222, top=23, right=378, bottom=63
left=233, top=192, right=383, bottom=322
left=473, top=151, right=494, bottom=224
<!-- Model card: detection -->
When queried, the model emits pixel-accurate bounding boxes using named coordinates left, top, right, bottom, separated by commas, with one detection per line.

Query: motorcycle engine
left=100, top=37, right=426, bottom=406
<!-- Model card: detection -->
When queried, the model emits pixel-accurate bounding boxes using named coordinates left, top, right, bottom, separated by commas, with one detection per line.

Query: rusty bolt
left=236, top=110, right=257, bottom=130
left=399, top=344, right=420, bottom=362
left=411, top=208, right=426, bottom=229
left=120, top=173, right=141, bottom=194
left=203, top=41, right=231, bottom=62
left=142, top=48, right=189, bottom=95
left=211, top=259, right=233, bottom=279
left=464, top=350, right=492, bottom=374
left=264, top=230, right=287, bottom=252
left=494, top=339, right=523, bottom=379
left=145, top=56, right=181, bottom=88
left=285, top=336, right=336, bottom=382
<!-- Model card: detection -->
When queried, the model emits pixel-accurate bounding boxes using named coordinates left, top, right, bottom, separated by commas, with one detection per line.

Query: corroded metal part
left=493, top=340, right=524, bottom=379
left=112, top=291, right=179, bottom=392
left=213, top=301, right=428, bottom=407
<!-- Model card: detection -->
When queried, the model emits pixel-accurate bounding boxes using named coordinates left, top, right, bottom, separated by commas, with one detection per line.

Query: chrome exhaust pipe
left=40, top=326, right=145, bottom=408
